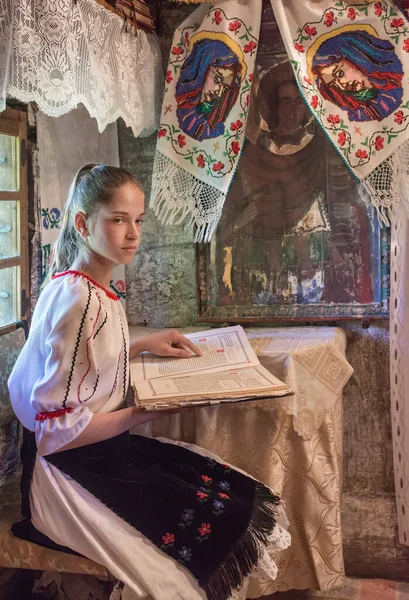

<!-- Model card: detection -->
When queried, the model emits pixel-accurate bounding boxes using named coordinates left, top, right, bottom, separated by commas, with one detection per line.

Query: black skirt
left=19, top=431, right=281, bottom=600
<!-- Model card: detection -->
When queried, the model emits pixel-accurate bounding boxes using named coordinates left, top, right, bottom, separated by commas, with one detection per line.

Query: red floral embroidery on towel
left=35, top=407, right=73, bottom=421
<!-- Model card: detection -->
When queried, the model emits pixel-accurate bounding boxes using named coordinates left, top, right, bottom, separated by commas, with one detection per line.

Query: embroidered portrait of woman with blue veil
left=309, top=25, right=404, bottom=122
left=176, top=31, right=245, bottom=141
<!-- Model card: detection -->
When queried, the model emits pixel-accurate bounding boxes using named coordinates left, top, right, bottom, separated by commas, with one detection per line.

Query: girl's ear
left=74, top=212, right=88, bottom=238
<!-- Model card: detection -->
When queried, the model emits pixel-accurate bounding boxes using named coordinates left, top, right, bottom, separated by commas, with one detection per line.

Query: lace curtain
left=0, top=0, right=162, bottom=136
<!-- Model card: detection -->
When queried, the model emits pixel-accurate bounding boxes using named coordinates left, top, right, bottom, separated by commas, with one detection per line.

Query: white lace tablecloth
left=129, top=326, right=353, bottom=595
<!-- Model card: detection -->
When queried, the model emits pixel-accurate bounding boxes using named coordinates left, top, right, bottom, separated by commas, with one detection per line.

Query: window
left=0, top=107, right=29, bottom=335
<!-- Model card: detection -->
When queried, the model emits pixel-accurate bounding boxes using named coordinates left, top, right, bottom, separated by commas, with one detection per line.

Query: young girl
left=8, top=164, right=290, bottom=600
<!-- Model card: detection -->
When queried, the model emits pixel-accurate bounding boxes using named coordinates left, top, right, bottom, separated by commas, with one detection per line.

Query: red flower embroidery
left=347, top=8, right=357, bottom=20
left=198, top=523, right=211, bottom=537
left=391, top=18, right=404, bottom=29
left=197, top=154, right=205, bottom=168
left=324, top=11, right=335, bottom=27
left=231, top=141, right=240, bottom=155
left=197, top=490, right=208, bottom=499
left=249, top=73, right=253, bottom=82
left=311, top=95, right=319, bottom=109
left=355, top=149, right=368, bottom=160
left=304, top=25, right=317, bottom=37
left=404, top=39, right=409, bottom=53
left=162, top=533, right=175, bottom=545
left=294, top=42, right=305, bottom=53
left=395, top=110, right=405, bottom=124
left=229, top=20, right=241, bottom=33
left=115, top=279, right=125, bottom=292
left=158, top=128, right=166, bottom=138
left=327, top=114, right=341, bottom=125
left=230, top=120, right=243, bottom=131
left=244, top=41, right=257, bottom=54
left=201, top=475, right=212, bottom=484
left=218, top=492, right=230, bottom=499
left=166, top=71, right=173, bottom=84
left=177, top=134, right=186, bottom=148
left=375, top=2, right=383, bottom=17
left=374, top=136, right=384, bottom=151
left=304, top=76, right=312, bottom=86
left=212, top=161, right=225, bottom=172
left=338, top=131, right=347, bottom=147
left=213, top=10, right=222, bottom=25
left=171, top=46, right=184, bottom=56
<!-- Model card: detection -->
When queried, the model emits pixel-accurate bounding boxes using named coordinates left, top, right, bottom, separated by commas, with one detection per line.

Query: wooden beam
left=0, top=192, right=20, bottom=201
left=0, top=257, right=20, bottom=270
left=94, top=0, right=155, bottom=32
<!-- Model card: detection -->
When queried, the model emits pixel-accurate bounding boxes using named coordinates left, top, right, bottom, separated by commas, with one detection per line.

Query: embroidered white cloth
left=0, top=0, right=162, bottom=137
left=36, top=107, right=127, bottom=304
left=150, top=0, right=262, bottom=242
left=272, top=0, right=409, bottom=224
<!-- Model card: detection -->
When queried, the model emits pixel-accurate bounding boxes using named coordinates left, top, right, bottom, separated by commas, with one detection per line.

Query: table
left=129, top=326, right=353, bottom=595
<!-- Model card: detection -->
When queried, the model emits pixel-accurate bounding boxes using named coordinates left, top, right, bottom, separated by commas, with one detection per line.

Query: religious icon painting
left=272, top=0, right=409, bottom=179
left=197, top=0, right=389, bottom=322
left=150, top=0, right=262, bottom=242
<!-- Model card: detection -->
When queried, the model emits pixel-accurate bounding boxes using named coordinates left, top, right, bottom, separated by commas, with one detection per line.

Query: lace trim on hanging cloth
left=0, top=0, right=162, bottom=137
left=151, top=150, right=229, bottom=243
left=360, top=140, right=409, bottom=226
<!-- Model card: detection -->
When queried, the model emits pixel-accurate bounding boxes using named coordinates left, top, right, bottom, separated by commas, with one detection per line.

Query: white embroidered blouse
left=8, top=271, right=129, bottom=456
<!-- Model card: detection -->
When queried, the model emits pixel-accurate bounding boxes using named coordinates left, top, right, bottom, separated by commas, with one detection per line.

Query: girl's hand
left=131, top=330, right=202, bottom=359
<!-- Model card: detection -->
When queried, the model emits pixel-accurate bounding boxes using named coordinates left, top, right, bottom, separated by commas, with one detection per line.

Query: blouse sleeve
left=31, top=280, right=99, bottom=456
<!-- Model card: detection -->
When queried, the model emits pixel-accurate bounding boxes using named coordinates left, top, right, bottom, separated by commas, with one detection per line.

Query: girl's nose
left=127, top=225, right=139, bottom=239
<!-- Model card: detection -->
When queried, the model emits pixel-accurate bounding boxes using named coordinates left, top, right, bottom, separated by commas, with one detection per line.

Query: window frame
left=0, top=106, right=29, bottom=336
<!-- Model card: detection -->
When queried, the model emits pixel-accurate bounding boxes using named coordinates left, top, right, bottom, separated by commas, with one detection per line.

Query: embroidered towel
left=272, top=0, right=409, bottom=223
left=150, top=0, right=262, bottom=241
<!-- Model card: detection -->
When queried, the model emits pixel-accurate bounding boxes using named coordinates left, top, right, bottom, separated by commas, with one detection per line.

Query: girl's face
left=83, top=182, right=145, bottom=266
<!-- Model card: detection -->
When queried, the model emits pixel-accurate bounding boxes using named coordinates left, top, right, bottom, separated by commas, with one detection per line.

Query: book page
left=135, top=364, right=287, bottom=402
left=131, top=326, right=259, bottom=382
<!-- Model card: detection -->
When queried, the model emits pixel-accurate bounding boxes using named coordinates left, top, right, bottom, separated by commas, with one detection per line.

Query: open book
left=130, top=326, right=290, bottom=411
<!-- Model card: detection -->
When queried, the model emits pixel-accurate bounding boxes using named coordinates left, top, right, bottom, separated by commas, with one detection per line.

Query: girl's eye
left=136, top=219, right=144, bottom=225
left=114, top=218, right=124, bottom=223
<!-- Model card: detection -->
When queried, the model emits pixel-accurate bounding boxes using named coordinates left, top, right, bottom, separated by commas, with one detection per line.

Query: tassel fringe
left=150, top=151, right=226, bottom=243
left=202, top=483, right=281, bottom=600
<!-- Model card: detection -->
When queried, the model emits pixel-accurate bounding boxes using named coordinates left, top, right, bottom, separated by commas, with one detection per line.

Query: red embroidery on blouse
left=35, top=408, right=73, bottom=421
left=78, top=289, right=102, bottom=403
left=52, top=270, right=119, bottom=301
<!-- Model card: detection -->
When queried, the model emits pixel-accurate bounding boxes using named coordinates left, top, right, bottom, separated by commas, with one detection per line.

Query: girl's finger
left=175, top=335, right=202, bottom=357
left=168, top=344, right=191, bottom=358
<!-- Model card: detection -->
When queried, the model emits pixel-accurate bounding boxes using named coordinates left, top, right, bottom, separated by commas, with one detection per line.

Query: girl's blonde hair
left=43, top=164, right=138, bottom=288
